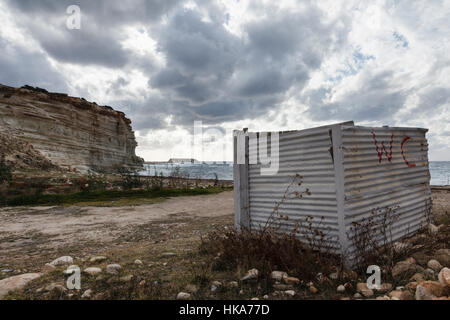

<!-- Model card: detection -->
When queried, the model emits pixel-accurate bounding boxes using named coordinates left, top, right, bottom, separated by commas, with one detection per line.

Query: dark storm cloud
left=245, top=9, right=333, bottom=64
left=0, top=36, right=68, bottom=92
left=5, top=0, right=183, bottom=68
left=109, top=96, right=171, bottom=131
left=305, top=71, right=407, bottom=121
left=7, top=0, right=182, bottom=25
left=2, top=0, right=350, bottom=130
left=147, top=5, right=346, bottom=128
left=233, top=68, right=287, bottom=97
left=36, top=26, right=130, bottom=68
left=150, top=69, right=187, bottom=89
left=157, top=9, right=239, bottom=76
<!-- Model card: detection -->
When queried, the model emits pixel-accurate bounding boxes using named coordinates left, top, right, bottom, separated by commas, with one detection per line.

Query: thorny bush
left=199, top=174, right=341, bottom=282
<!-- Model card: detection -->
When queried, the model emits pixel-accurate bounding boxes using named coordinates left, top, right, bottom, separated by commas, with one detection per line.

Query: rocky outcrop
left=0, top=84, right=143, bottom=173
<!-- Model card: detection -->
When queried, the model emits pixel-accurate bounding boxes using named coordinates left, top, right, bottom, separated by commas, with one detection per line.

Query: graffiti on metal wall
left=370, top=131, right=416, bottom=167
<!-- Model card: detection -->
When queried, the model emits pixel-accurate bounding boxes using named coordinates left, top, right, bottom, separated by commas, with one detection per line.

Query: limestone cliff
left=0, top=84, right=143, bottom=173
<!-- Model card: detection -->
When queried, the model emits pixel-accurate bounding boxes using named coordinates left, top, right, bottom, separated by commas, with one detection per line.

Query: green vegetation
left=0, top=154, right=13, bottom=185
left=3, top=186, right=232, bottom=207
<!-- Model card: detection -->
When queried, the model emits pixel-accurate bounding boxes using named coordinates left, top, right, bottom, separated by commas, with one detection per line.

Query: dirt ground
left=0, top=191, right=234, bottom=278
left=0, top=189, right=449, bottom=283
left=0, top=189, right=449, bottom=300
left=432, top=188, right=450, bottom=218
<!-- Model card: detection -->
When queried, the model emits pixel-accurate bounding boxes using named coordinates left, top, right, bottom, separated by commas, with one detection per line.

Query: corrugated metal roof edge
left=342, top=125, right=429, bottom=132
left=234, top=121, right=355, bottom=135
left=235, top=122, right=429, bottom=136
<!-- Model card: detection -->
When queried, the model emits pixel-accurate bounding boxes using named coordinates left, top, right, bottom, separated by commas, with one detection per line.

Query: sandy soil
left=0, top=191, right=233, bottom=249
left=0, top=191, right=234, bottom=275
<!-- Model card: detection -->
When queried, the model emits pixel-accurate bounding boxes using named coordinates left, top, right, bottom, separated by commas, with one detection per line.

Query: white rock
left=50, top=256, right=73, bottom=266
left=428, top=224, right=439, bottom=235
left=120, top=275, right=134, bottom=282
left=0, top=273, right=42, bottom=299
left=356, top=283, right=374, bottom=297
left=84, top=267, right=102, bottom=276
left=271, top=271, right=288, bottom=281
left=438, top=267, right=450, bottom=286
left=81, top=289, right=93, bottom=299
left=424, top=268, right=435, bottom=277
left=427, top=259, right=443, bottom=272
left=284, top=290, right=296, bottom=297
left=134, top=259, right=143, bottom=266
left=42, top=263, right=56, bottom=273
left=212, top=280, right=222, bottom=287
left=89, top=256, right=107, bottom=263
left=329, top=272, right=339, bottom=280
left=162, top=252, right=176, bottom=257
left=177, top=292, right=191, bottom=300
left=415, top=285, right=435, bottom=300
left=106, top=264, right=122, bottom=274
left=337, top=285, right=346, bottom=293
left=241, top=268, right=259, bottom=281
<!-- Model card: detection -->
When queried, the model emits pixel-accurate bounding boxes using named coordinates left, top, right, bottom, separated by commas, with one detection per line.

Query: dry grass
left=199, top=174, right=341, bottom=283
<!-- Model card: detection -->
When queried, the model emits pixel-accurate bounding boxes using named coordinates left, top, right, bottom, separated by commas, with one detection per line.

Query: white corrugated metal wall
left=234, top=122, right=432, bottom=262
left=339, top=125, right=432, bottom=258
left=239, top=123, right=354, bottom=252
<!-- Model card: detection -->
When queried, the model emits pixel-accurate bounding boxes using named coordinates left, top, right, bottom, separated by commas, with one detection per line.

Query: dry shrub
left=200, top=225, right=340, bottom=282
left=347, top=206, right=415, bottom=271
left=199, top=174, right=341, bottom=281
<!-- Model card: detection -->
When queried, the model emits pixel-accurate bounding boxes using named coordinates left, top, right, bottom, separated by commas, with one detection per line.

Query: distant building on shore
left=168, top=158, right=199, bottom=164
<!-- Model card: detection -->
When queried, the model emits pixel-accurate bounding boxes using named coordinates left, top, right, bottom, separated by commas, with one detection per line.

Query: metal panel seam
left=331, top=125, right=348, bottom=257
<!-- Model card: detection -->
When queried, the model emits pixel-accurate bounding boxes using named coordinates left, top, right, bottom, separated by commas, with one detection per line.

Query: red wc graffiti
left=370, top=132, right=416, bottom=167
left=401, top=136, right=416, bottom=167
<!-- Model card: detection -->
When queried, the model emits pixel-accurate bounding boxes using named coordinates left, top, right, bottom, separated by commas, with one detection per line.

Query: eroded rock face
left=0, top=84, right=143, bottom=173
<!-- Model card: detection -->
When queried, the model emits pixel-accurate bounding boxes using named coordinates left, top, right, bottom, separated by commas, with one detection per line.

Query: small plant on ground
left=199, top=174, right=341, bottom=283
left=118, top=168, right=144, bottom=190
left=0, top=154, right=13, bottom=204
left=347, top=206, right=416, bottom=273
left=0, top=154, right=13, bottom=185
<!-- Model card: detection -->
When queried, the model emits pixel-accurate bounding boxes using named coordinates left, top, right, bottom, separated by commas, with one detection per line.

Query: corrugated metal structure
left=234, top=121, right=432, bottom=263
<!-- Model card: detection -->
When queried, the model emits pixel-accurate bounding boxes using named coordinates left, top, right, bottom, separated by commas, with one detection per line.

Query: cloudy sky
left=0, top=0, right=449, bottom=161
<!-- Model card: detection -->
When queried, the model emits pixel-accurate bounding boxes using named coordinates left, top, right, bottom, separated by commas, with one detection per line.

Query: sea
left=139, top=161, right=450, bottom=186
